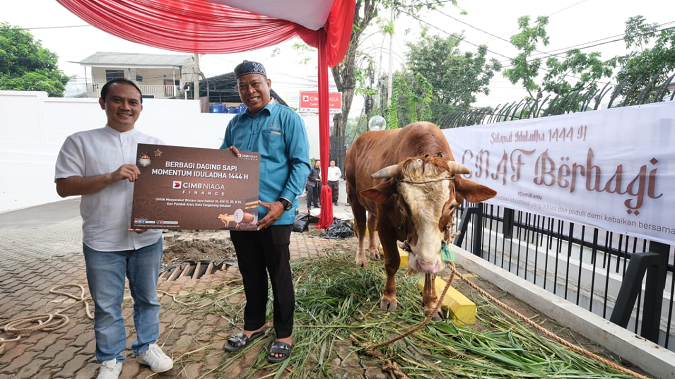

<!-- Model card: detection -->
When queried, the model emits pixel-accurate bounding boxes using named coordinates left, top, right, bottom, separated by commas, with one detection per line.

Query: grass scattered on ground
left=169, top=252, right=638, bottom=378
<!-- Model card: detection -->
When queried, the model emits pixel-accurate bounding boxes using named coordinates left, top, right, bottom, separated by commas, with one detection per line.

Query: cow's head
left=361, top=155, right=496, bottom=274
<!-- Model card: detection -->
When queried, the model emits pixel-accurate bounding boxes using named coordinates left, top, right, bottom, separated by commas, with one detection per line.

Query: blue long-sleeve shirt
left=220, top=102, right=311, bottom=225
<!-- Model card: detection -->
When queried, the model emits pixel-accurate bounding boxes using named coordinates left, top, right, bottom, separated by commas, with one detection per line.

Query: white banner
left=443, top=102, right=675, bottom=246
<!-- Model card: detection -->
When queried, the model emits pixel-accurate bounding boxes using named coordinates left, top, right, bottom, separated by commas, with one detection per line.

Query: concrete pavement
left=0, top=180, right=353, bottom=378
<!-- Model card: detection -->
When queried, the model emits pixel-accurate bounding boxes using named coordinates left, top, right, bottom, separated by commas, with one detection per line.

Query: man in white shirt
left=54, top=78, right=173, bottom=379
left=327, top=160, right=342, bottom=206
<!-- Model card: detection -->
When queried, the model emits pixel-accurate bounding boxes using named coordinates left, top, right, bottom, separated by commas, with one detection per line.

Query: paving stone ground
left=0, top=190, right=356, bottom=379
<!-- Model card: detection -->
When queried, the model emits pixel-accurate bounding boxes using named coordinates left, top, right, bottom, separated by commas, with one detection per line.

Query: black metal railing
left=432, top=75, right=675, bottom=129
left=452, top=203, right=674, bottom=351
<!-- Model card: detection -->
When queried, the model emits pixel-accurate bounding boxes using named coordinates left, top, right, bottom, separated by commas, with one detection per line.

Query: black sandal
left=267, top=340, right=292, bottom=363
left=223, top=330, right=265, bottom=352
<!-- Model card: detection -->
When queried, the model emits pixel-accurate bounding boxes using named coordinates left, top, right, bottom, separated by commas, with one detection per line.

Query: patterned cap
left=234, top=60, right=266, bottom=79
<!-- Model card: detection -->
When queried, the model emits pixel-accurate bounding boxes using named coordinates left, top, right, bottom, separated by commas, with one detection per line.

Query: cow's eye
left=397, top=201, right=407, bottom=215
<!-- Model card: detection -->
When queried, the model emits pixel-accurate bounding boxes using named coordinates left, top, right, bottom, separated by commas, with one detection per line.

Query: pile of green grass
left=189, top=252, right=638, bottom=378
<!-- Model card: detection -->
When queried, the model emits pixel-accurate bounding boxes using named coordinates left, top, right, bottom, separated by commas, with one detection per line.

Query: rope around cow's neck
left=397, top=177, right=452, bottom=185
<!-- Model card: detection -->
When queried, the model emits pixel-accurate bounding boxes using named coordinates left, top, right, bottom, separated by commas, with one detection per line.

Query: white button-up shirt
left=327, top=166, right=342, bottom=182
left=55, top=125, right=163, bottom=251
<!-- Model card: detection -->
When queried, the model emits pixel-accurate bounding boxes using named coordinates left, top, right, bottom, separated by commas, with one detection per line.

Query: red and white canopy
left=56, top=0, right=355, bottom=228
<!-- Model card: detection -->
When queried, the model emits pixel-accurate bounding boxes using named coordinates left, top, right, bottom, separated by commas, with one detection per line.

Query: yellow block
left=417, top=276, right=476, bottom=324
left=377, top=244, right=409, bottom=268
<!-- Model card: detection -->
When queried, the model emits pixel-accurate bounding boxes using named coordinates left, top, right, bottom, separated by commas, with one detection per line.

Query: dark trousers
left=230, top=225, right=294, bottom=338
left=328, top=180, right=339, bottom=204
left=306, top=183, right=321, bottom=207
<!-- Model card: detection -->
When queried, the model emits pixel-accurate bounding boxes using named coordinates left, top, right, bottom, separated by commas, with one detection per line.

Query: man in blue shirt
left=220, top=61, right=310, bottom=364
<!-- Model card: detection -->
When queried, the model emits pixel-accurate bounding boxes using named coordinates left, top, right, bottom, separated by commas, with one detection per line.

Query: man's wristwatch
left=278, top=197, right=292, bottom=211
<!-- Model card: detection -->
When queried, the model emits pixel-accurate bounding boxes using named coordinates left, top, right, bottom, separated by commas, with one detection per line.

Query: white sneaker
left=97, top=359, right=123, bottom=379
left=136, top=343, right=173, bottom=373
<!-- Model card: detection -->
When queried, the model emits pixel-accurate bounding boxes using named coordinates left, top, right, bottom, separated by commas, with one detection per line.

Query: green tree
left=0, top=23, right=69, bottom=97
left=609, top=16, right=675, bottom=101
left=502, top=15, right=550, bottom=99
left=390, top=71, right=433, bottom=127
left=330, top=0, right=455, bottom=138
left=543, top=49, right=614, bottom=96
left=403, top=31, right=501, bottom=120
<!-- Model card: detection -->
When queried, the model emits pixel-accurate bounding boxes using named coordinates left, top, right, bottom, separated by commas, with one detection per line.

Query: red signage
left=299, top=92, right=342, bottom=114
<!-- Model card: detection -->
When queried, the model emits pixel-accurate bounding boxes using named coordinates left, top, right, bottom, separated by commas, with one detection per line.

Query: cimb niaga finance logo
left=172, top=181, right=182, bottom=189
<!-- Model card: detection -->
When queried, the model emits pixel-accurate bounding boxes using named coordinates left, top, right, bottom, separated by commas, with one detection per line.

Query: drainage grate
left=159, top=259, right=237, bottom=281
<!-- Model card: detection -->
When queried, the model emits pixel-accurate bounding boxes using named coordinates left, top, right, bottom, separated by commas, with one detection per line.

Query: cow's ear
left=455, top=177, right=496, bottom=203
left=361, top=179, right=396, bottom=203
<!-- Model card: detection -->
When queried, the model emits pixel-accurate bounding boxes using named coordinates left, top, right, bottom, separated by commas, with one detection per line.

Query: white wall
left=0, top=91, right=320, bottom=212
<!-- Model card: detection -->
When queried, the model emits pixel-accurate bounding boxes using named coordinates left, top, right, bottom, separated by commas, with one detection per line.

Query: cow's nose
left=417, top=259, right=441, bottom=274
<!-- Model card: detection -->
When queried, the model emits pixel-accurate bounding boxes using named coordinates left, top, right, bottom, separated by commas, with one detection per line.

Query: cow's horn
left=447, top=161, right=470, bottom=175
left=371, top=164, right=400, bottom=179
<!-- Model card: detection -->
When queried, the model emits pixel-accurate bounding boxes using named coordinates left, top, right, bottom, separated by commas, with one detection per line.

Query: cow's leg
left=350, top=201, right=369, bottom=267
left=423, top=273, right=443, bottom=320
left=367, top=213, right=381, bottom=261
left=379, top=223, right=400, bottom=312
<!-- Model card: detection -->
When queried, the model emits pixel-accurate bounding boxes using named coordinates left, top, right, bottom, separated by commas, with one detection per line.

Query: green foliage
left=622, top=15, right=659, bottom=50
left=608, top=16, right=675, bottom=102
left=502, top=16, right=550, bottom=99
left=504, top=14, right=673, bottom=109
left=384, top=71, right=433, bottom=127
left=353, top=53, right=377, bottom=97
left=331, top=0, right=454, bottom=139
left=403, top=31, right=501, bottom=121
left=345, top=115, right=368, bottom=146
left=384, top=78, right=399, bottom=128
left=543, top=49, right=614, bottom=96
left=289, top=42, right=316, bottom=65
left=0, top=23, right=69, bottom=97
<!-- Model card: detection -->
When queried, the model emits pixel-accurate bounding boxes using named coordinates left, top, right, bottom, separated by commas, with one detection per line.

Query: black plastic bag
left=320, top=219, right=354, bottom=239
left=293, top=213, right=310, bottom=232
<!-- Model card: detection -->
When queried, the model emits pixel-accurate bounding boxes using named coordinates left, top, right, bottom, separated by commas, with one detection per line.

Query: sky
left=1, top=0, right=672, bottom=116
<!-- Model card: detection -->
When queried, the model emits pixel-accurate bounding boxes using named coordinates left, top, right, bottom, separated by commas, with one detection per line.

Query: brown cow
left=345, top=122, right=496, bottom=318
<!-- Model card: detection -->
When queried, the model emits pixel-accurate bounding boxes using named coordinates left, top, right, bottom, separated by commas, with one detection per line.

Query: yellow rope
left=450, top=265, right=651, bottom=379
left=0, top=284, right=93, bottom=355
left=353, top=266, right=456, bottom=379
left=352, top=258, right=650, bottom=379
left=0, top=283, right=183, bottom=356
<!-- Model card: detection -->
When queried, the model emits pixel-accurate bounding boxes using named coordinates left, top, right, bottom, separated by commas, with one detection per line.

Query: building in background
left=72, top=52, right=195, bottom=99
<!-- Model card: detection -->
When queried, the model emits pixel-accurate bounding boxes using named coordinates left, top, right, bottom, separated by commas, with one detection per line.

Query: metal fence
left=330, top=135, right=347, bottom=178
left=444, top=76, right=674, bottom=351
left=453, top=203, right=674, bottom=351
left=432, top=75, right=675, bottom=129
left=86, top=83, right=179, bottom=99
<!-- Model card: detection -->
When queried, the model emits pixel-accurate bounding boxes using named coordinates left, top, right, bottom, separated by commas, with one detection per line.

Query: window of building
left=105, top=70, right=125, bottom=82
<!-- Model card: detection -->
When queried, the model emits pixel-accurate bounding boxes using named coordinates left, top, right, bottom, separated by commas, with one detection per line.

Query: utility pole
left=386, top=8, right=395, bottom=107
left=193, top=53, right=200, bottom=100
left=376, top=33, right=385, bottom=110
left=365, top=63, right=374, bottom=121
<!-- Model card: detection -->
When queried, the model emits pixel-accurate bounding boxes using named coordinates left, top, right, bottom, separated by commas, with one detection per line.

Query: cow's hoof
left=424, top=309, right=444, bottom=321
left=369, top=253, right=383, bottom=261
left=380, top=299, right=397, bottom=312
left=355, top=257, right=368, bottom=267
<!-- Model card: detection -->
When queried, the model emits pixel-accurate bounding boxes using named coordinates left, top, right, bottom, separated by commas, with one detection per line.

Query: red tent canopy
left=56, top=0, right=355, bottom=228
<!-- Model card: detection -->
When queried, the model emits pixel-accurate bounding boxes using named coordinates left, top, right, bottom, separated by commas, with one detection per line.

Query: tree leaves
left=0, top=22, right=69, bottom=97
